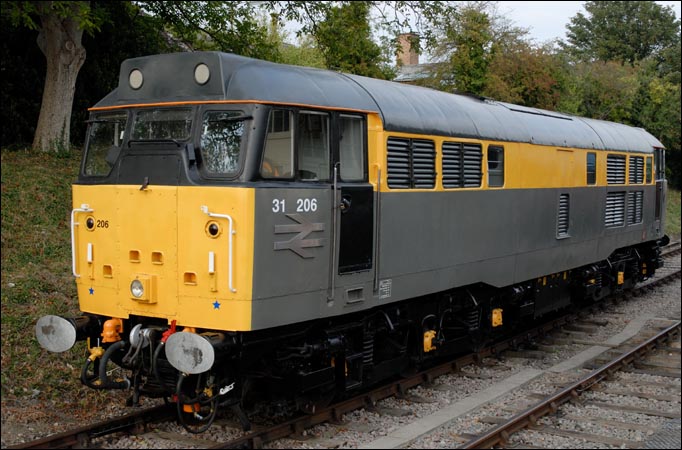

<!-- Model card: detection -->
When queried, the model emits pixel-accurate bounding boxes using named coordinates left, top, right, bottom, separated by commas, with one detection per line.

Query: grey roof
left=95, top=51, right=663, bottom=152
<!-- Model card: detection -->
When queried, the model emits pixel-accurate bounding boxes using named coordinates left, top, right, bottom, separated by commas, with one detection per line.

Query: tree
left=426, top=2, right=536, bottom=98
left=563, top=61, right=640, bottom=122
left=430, top=4, right=494, bottom=94
left=4, top=1, right=102, bottom=152
left=139, top=1, right=280, bottom=60
left=315, top=2, right=392, bottom=79
left=71, top=1, right=178, bottom=144
left=562, top=1, right=680, bottom=64
left=484, top=41, right=562, bottom=110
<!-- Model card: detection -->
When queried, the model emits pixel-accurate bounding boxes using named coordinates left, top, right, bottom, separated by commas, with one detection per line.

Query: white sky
left=497, top=1, right=682, bottom=44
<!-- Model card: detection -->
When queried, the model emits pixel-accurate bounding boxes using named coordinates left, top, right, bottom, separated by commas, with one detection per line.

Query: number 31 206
left=272, top=198, right=318, bottom=213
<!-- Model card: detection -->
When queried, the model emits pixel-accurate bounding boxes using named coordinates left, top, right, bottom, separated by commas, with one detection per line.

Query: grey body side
left=250, top=184, right=662, bottom=330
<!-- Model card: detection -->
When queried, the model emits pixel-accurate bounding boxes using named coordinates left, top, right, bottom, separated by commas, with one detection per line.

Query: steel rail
left=7, top=404, right=174, bottom=449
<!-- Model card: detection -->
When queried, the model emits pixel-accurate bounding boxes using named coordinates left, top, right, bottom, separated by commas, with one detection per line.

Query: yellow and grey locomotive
left=36, top=52, right=668, bottom=431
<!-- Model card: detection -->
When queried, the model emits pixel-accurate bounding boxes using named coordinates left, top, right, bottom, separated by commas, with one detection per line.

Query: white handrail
left=201, top=206, right=237, bottom=293
left=71, top=204, right=93, bottom=277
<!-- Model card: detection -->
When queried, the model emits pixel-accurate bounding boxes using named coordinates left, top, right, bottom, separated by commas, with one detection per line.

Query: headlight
left=130, top=279, right=144, bottom=298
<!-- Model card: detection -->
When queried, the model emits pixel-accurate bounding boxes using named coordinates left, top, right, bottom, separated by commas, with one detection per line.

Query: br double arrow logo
left=273, top=213, right=326, bottom=258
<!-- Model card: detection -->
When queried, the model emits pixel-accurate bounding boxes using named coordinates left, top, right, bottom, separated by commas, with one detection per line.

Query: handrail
left=328, top=164, right=339, bottom=303
left=71, top=204, right=93, bottom=277
left=374, top=166, right=382, bottom=292
left=200, top=206, right=237, bottom=293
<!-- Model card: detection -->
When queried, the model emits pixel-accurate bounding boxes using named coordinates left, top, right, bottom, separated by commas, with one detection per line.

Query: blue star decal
left=88, top=287, right=95, bottom=295
left=212, top=300, right=221, bottom=310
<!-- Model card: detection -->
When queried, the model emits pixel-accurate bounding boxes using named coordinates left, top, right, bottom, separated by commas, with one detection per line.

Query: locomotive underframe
left=75, top=239, right=663, bottom=429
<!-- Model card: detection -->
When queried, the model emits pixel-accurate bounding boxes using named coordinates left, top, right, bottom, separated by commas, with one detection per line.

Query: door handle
left=340, top=196, right=351, bottom=212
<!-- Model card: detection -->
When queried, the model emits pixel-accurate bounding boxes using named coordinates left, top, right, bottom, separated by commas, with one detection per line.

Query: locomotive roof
left=96, top=51, right=663, bottom=152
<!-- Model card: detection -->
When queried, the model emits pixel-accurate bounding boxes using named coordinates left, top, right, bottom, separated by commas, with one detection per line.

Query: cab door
left=332, top=114, right=374, bottom=304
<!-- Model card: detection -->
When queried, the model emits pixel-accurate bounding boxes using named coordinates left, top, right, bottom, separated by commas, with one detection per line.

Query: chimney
left=397, top=33, right=419, bottom=66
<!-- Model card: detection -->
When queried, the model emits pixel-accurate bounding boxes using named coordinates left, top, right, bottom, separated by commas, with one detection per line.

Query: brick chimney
left=397, top=33, right=419, bottom=66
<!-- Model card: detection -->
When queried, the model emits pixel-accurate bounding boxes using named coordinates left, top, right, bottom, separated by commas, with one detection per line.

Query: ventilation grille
left=442, top=142, right=482, bottom=188
left=629, top=156, right=644, bottom=184
left=627, top=191, right=644, bottom=225
left=387, top=137, right=435, bottom=189
left=607, top=155, right=626, bottom=184
left=557, top=193, right=570, bottom=237
left=387, top=138, right=410, bottom=188
left=412, top=140, right=436, bottom=188
left=605, top=192, right=626, bottom=228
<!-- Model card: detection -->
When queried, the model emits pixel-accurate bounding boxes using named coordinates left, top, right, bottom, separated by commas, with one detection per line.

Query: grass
left=666, top=187, right=681, bottom=241
left=1, top=148, right=681, bottom=408
left=0, top=149, right=115, bottom=411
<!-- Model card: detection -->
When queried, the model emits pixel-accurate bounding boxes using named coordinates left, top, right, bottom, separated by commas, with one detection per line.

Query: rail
left=460, top=319, right=681, bottom=449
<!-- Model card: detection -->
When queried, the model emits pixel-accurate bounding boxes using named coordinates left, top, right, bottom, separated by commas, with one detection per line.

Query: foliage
left=278, top=34, right=327, bottom=69
left=139, top=1, right=280, bottom=60
left=429, top=3, right=495, bottom=94
left=562, top=1, right=680, bottom=64
left=427, top=2, right=541, bottom=98
left=72, top=1, right=179, bottom=144
left=558, top=60, right=640, bottom=122
left=484, top=41, right=562, bottom=110
left=3, top=1, right=104, bottom=35
left=0, top=11, right=45, bottom=148
left=314, top=2, right=392, bottom=78
left=666, top=189, right=681, bottom=240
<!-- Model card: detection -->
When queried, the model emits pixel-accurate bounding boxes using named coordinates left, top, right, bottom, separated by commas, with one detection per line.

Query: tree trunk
left=32, top=4, right=86, bottom=152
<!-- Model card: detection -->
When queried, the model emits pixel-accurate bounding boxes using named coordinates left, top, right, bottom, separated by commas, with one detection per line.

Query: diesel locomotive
left=36, top=51, right=668, bottom=432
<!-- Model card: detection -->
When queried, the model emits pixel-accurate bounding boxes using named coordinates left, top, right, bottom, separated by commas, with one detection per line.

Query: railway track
left=9, top=244, right=680, bottom=449
left=6, top=404, right=174, bottom=449
left=459, top=320, right=681, bottom=449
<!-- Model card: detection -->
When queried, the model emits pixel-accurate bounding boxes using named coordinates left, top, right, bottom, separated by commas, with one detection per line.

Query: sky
left=496, top=1, right=682, bottom=44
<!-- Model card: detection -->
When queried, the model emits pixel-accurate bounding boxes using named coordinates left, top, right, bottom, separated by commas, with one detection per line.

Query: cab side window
left=297, top=111, right=330, bottom=181
left=586, top=152, right=597, bottom=185
left=339, top=115, right=364, bottom=181
left=261, top=109, right=293, bottom=179
left=261, top=109, right=330, bottom=181
left=487, top=145, right=505, bottom=187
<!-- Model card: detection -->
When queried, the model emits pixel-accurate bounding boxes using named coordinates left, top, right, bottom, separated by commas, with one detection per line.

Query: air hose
left=175, top=373, right=218, bottom=434
left=98, top=340, right=131, bottom=390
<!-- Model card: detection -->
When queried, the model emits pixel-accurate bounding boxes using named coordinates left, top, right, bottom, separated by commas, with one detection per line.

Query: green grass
left=1, top=149, right=681, bottom=407
left=666, top=187, right=681, bottom=241
left=0, top=149, right=107, bottom=406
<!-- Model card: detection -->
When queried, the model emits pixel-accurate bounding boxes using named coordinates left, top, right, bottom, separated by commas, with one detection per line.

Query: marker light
left=129, top=69, right=143, bottom=90
left=194, top=63, right=210, bottom=85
